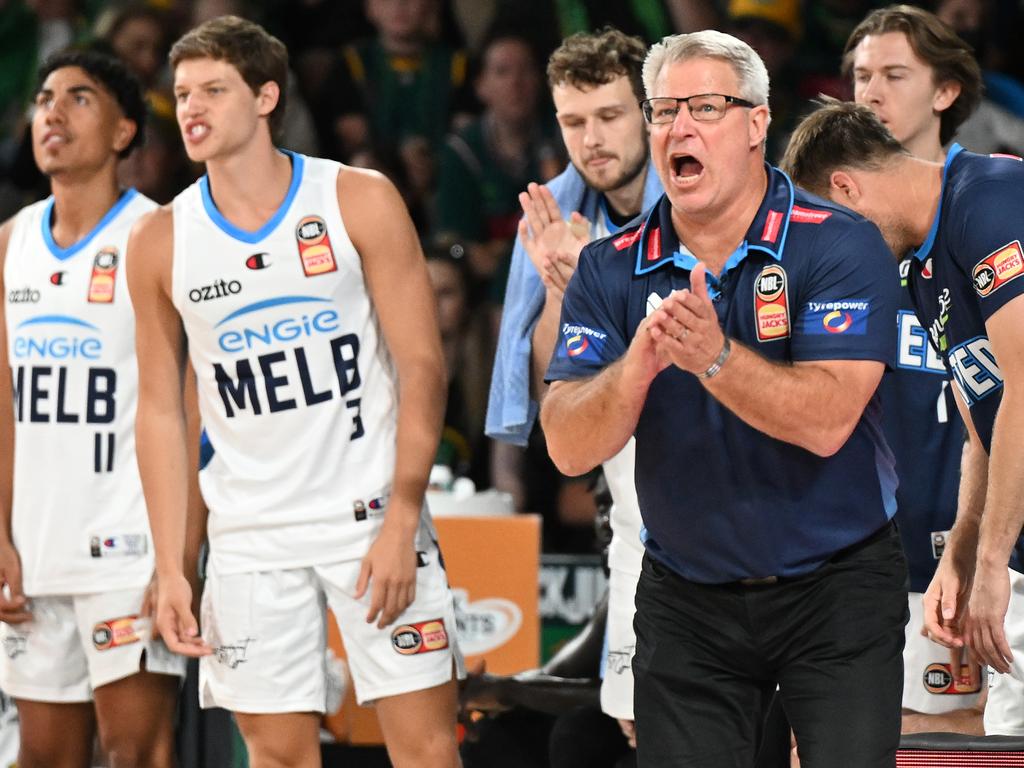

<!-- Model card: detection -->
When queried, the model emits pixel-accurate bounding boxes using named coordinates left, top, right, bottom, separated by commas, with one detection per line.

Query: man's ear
left=828, top=169, right=860, bottom=205
left=933, top=79, right=962, bottom=114
left=256, top=80, right=280, bottom=119
left=748, top=104, right=770, bottom=149
left=113, top=117, right=137, bottom=154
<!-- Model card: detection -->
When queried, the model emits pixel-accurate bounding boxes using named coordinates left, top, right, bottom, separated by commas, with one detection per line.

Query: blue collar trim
left=599, top=195, right=624, bottom=236
left=42, top=188, right=138, bottom=261
left=200, top=150, right=304, bottom=244
left=633, top=164, right=792, bottom=278
left=912, top=143, right=963, bottom=262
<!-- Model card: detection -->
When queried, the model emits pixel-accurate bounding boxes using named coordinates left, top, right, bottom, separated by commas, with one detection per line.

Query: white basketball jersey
left=603, top=439, right=644, bottom=577
left=173, top=153, right=405, bottom=574
left=5, top=190, right=156, bottom=595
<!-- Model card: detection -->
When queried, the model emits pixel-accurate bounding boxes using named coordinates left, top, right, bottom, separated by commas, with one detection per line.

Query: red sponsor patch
left=760, top=210, right=784, bottom=243
left=295, top=215, right=338, bottom=277
left=92, top=615, right=141, bottom=650
left=754, top=264, right=790, bottom=342
left=790, top=206, right=832, bottom=224
left=646, top=227, right=661, bottom=261
left=391, top=619, right=449, bottom=655
left=87, top=247, right=118, bottom=303
left=973, top=240, right=1024, bottom=297
left=612, top=224, right=643, bottom=251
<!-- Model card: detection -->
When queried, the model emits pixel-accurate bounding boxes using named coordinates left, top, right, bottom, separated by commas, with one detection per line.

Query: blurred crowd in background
left=3, top=0, right=1023, bottom=555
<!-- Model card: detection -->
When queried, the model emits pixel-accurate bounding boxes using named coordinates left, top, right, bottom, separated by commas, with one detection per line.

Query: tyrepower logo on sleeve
left=391, top=619, right=449, bottom=655
left=803, top=299, right=870, bottom=335
left=558, top=323, right=607, bottom=364
left=753, top=264, right=790, bottom=342
left=973, top=240, right=1024, bottom=298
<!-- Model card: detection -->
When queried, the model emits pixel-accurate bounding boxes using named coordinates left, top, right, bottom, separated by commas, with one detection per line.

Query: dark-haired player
left=0, top=49, right=184, bottom=768
left=784, top=97, right=1024, bottom=736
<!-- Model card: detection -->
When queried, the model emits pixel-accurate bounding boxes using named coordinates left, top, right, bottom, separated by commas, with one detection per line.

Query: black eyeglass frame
left=640, top=94, right=757, bottom=124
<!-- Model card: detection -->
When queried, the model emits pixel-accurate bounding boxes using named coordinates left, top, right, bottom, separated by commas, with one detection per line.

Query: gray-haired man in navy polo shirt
left=541, top=31, right=908, bottom=768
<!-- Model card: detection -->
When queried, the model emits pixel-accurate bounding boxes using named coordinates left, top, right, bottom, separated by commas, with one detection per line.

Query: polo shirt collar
left=634, top=163, right=796, bottom=277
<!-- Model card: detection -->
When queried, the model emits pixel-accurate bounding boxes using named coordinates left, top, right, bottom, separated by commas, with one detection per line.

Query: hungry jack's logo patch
left=754, top=264, right=790, bottom=341
left=391, top=619, right=449, bottom=655
left=87, top=247, right=118, bottom=303
left=295, top=215, right=337, bottom=277
left=973, top=240, right=1024, bottom=298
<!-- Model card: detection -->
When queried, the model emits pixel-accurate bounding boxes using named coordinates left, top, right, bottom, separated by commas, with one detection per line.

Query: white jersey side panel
left=173, top=154, right=404, bottom=573
left=5, top=190, right=156, bottom=595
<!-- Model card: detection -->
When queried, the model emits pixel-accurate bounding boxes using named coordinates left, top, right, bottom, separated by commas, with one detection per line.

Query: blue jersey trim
left=598, top=195, right=623, bottom=236
left=200, top=150, right=304, bottom=244
left=41, top=188, right=138, bottom=262
left=912, top=144, right=964, bottom=262
left=875, top=441, right=898, bottom=522
left=214, top=294, right=332, bottom=327
left=16, top=314, right=99, bottom=331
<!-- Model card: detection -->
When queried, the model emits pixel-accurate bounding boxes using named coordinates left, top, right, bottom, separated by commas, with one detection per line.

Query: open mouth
left=185, top=122, right=210, bottom=142
left=671, top=154, right=704, bottom=183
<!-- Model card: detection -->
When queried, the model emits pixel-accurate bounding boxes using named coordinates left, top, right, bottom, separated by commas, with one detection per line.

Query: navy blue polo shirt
left=547, top=165, right=900, bottom=584
left=906, top=144, right=1024, bottom=573
left=883, top=261, right=963, bottom=593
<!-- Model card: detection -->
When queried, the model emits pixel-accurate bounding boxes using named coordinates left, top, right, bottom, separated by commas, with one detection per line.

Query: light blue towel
left=485, top=160, right=664, bottom=445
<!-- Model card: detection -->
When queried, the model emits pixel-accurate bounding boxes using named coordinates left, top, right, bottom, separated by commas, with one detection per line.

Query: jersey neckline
left=199, top=149, right=305, bottom=244
left=41, top=188, right=139, bottom=262
left=912, top=143, right=964, bottom=262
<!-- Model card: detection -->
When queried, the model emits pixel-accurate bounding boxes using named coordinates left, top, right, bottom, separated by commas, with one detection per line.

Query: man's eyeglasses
left=641, top=94, right=756, bottom=124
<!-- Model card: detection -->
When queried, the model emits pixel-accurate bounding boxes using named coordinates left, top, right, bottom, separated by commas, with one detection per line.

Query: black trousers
left=633, top=523, right=909, bottom=768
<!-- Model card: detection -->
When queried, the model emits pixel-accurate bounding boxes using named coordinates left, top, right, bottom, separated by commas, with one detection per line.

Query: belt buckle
left=738, top=575, right=779, bottom=587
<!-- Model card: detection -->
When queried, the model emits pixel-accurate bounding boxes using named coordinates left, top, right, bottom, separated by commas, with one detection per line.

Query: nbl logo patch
left=295, top=215, right=338, bottom=277
left=923, top=662, right=982, bottom=695
left=973, top=240, right=1024, bottom=298
left=92, top=615, right=142, bottom=650
left=754, top=264, right=790, bottom=342
left=391, top=619, right=449, bottom=655
left=87, top=247, right=118, bottom=303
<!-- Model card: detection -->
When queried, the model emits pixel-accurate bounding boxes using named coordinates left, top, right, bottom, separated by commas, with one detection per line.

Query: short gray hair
left=643, top=30, right=770, bottom=107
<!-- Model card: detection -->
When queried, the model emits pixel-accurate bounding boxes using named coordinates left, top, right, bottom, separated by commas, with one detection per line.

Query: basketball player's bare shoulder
left=125, top=203, right=174, bottom=293
left=0, top=215, right=15, bottom=272
left=335, top=164, right=408, bottom=249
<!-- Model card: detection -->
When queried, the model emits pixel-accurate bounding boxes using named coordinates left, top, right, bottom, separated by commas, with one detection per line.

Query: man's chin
left=579, top=167, right=622, bottom=193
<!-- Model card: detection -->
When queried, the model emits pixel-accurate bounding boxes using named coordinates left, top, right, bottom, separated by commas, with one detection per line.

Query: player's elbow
left=547, top=445, right=599, bottom=477
left=803, top=420, right=858, bottom=458
left=540, top=407, right=598, bottom=477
